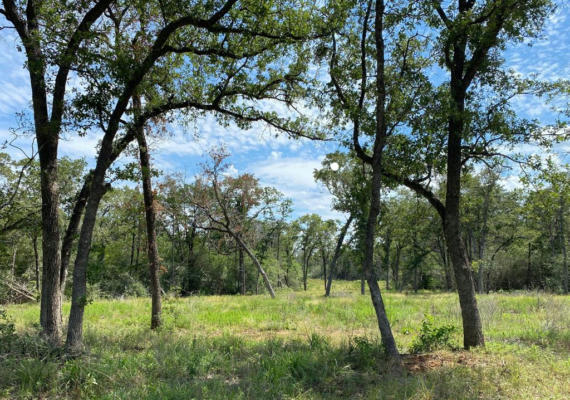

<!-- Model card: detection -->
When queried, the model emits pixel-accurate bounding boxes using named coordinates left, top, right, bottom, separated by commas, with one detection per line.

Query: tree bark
left=364, top=162, right=399, bottom=358
left=325, top=215, right=354, bottom=296
left=445, top=73, right=485, bottom=349
left=37, top=120, right=63, bottom=345
left=135, top=99, right=162, bottom=329
left=66, top=180, right=107, bottom=352
left=60, top=177, right=91, bottom=296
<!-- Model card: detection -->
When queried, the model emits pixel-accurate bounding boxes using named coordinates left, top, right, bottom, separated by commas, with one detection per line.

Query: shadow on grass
left=0, top=329, right=517, bottom=400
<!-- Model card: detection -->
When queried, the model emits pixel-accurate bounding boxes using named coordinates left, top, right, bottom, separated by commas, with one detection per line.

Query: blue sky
left=0, top=3, right=568, bottom=220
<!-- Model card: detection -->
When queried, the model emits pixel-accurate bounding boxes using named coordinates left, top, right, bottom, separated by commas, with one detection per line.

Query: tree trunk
left=136, top=220, right=141, bottom=266
left=66, top=181, right=106, bottom=352
left=559, top=196, right=568, bottom=294
left=445, top=77, right=484, bottom=348
left=383, top=230, right=391, bottom=290
left=325, top=215, right=354, bottom=296
left=33, top=234, right=40, bottom=293
left=527, top=242, right=532, bottom=289
left=38, top=134, right=62, bottom=344
left=477, top=176, right=493, bottom=294
left=364, top=163, right=399, bottom=358
left=135, top=104, right=162, bottom=330
left=276, top=230, right=281, bottom=288
left=130, top=229, right=136, bottom=266
left=302, top=248, right=313, bottom=291
left=21, top=34, right=63, bottom=344
left=303, top=261, right=308, bottom=291
left=239, top=246, right=245, bottom=295
left=255, top=269, right=260, bottom=295
left=235, top=235, right=275, bottom=298
left=60, top=177, right=91, bottom=296
left=10, top=241, right=17, bottom=277
left=392, top=243, right=401, bottom=291
left=322, top=251, right=327, bottom=292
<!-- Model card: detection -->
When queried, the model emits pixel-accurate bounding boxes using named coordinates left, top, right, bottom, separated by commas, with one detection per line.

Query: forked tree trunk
left=135, top=102, right=162, bottom=329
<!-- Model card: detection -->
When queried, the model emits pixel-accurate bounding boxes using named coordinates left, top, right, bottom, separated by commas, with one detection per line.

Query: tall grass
left=1, top=280, right=568, bottom=399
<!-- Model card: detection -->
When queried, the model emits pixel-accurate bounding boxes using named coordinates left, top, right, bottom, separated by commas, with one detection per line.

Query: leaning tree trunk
left=445, top=86, right=485, bottom=349
left=135, top=106, right=162, bottom=329
left=325, top=214, right=354, bottom=296
left=363, top=162, right=399, bottom=359
left=66, top=179, right=107, bottom=352
left=235, top=235, right=275, bottom=298
left=60, top=177, right=91, bottom=297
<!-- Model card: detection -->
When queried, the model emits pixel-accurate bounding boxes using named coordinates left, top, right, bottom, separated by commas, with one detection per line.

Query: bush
left=0, top=308, right=16, bottom=353
left=346, top=336, right=385, bottom=370
left=409, top=314, right=457, bottom=353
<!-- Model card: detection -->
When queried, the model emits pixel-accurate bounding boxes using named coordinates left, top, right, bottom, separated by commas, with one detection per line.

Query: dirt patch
left=403, top=352, right=481, bottom=373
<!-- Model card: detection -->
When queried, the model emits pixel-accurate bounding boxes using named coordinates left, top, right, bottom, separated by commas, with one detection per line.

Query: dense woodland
left=0, top=0, right=568, bottom=367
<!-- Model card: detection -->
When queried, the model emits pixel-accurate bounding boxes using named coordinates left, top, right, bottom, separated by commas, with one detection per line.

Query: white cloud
left=59, top=132, right=101, bottom=160
left=249, top=154, right=342, bottom=220
left=223, top=164, right=238, bottom=177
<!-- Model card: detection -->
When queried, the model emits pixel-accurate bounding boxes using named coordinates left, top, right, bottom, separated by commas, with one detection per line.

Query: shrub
left=346, top=336, right=385, bottom=370
left=0, top=308, right=16, bottom=353
left=409, top=314, right=457, bottom=353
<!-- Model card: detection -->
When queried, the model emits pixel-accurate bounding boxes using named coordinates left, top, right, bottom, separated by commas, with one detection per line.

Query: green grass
left=1, top=280, right=569, bottom=399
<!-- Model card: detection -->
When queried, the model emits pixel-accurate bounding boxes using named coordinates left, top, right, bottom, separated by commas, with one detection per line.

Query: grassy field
left=1, top=280, right=569, bottom=399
